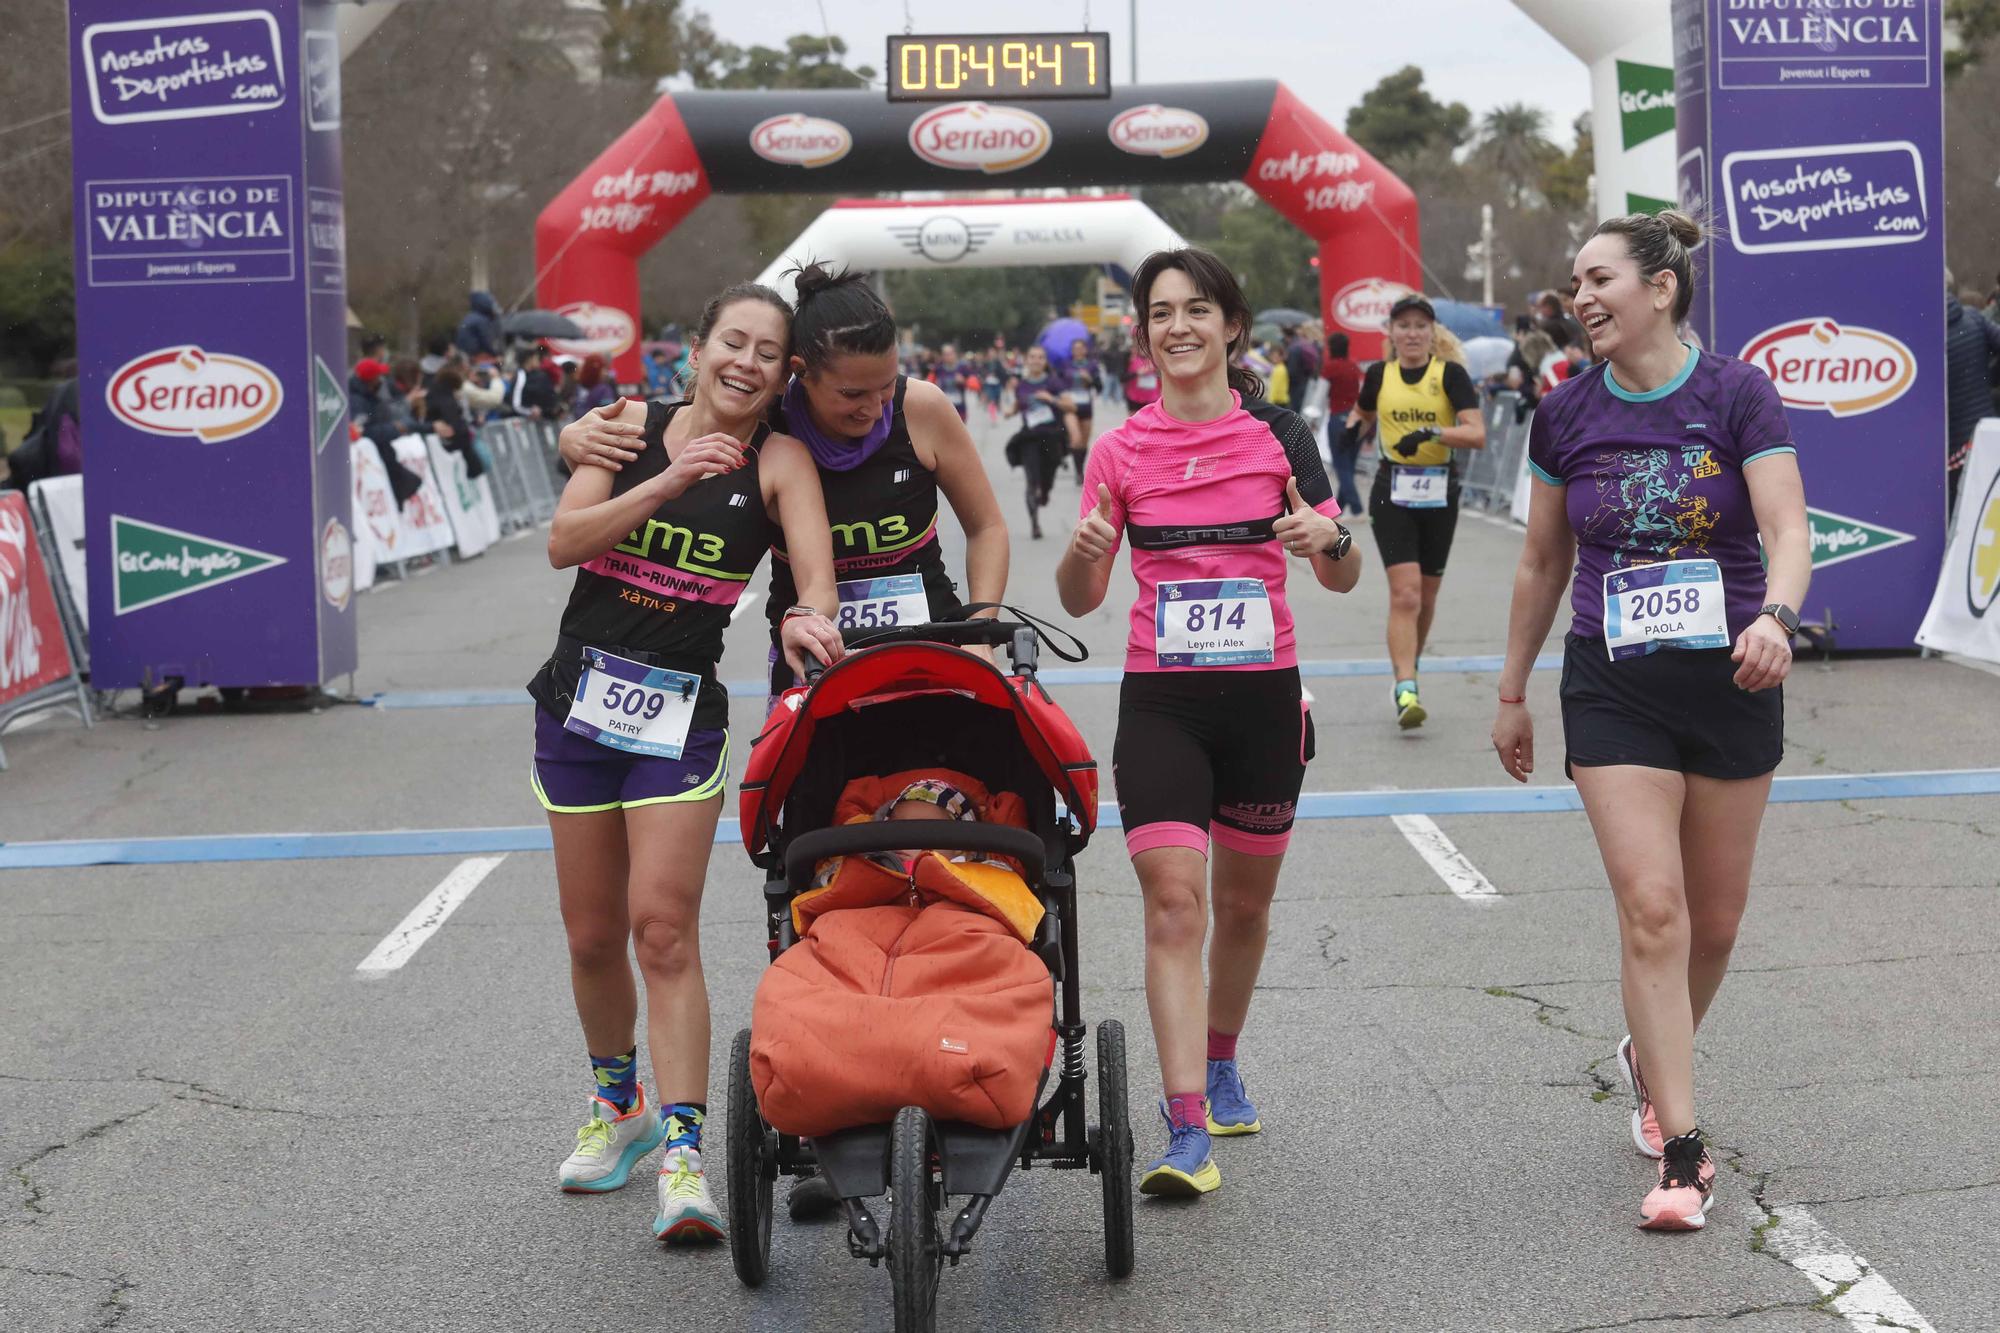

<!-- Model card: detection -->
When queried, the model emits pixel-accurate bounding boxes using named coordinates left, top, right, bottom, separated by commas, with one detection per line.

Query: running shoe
left=1395, top=685, right=1427, bottom=730
left=1139, top=1104, right=1221, bottom=1197
left=1616, top=1035, right=1665, bottom=1159
left=652, top=1145, right=726, bottom=1244
left=557, top=1088, right=665, bottom=1193
left=1205, top=1059, right=1262, bottom=1136
left=786, top=1172, right=841, bottom=1221
left=1639, top=1131, right=1716, bottom=1231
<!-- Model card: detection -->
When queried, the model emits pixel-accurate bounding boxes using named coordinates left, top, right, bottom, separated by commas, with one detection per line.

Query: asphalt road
left=2, top=405, right=1995, bottom=1333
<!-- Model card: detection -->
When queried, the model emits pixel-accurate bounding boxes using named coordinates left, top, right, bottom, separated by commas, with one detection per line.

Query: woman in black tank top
left=560, top=264, right=1010, bottom=699
left=530, top=283, right=841, bottom=1243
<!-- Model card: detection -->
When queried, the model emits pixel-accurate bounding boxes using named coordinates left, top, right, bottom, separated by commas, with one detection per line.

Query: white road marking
left=730, top=590, right=762, bottom=623
left=1752, top=1203, right=1937, bottom=1333
left=1389, top=814, right=1502, bottom=902
left=355, top=856, right=506, bottom=977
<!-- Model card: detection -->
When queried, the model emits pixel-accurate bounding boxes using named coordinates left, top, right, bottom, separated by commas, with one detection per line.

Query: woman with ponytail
left=1492, top=209, right=1809, bottom=1231
left=1056, top=247, right=1361, bottom=1197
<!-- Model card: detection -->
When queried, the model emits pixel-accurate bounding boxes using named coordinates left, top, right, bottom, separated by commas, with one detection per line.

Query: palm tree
left=1475, top=104, right=1559, bottom=209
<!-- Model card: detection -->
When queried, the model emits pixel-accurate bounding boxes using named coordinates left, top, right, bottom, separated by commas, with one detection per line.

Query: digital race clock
left=887, top=33, right=1113, bottom=102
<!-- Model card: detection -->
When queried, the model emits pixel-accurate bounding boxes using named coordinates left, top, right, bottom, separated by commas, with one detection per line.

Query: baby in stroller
left=750, top=767, right=1055, bottom=1142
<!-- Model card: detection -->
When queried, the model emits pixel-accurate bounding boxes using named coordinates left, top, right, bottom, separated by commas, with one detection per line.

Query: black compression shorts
left=1368, top=466, right=1462, bottom=577
left=1559, top=632, right=1783, bottom=781
left=1112, top=667, right=1314, bottom=857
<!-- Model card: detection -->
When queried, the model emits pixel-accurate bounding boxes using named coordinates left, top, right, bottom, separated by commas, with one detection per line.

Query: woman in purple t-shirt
left=1490, top=210, right=1810, bottom=1233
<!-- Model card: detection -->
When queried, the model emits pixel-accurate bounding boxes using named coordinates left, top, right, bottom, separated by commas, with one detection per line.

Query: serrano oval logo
left=1740, top=318, right=1915, bottom=418
left=908, top=102, right=1051, bottom=174
left=106, top=345, right=283, bottom=443
left=548, top=301, right=638, bottom=361
left=321, top=517, right=353, bottom=613
left=1331, top=277, right=1414, bottom=333
left=1109, top=105, right=1209, bottom=159
left=750, top=113, right=852, bottom=169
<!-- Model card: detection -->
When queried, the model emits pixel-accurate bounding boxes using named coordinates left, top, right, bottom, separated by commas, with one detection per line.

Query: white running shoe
left=557, top=1089, right=664, bottom=1192
left=652, top=1145, right=725, bottom=1245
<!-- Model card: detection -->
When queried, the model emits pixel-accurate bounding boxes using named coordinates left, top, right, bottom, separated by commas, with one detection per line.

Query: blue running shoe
left=1139, top=1103, right=1220, bottom=1197
left=1205, top=1058, right=1262, bottom=1136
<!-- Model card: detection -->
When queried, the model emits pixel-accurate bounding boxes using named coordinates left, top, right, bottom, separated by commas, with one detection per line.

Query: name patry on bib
left=1602, top=559, right=1728, bottom=661
left=1155, top=579, right=1276, bottom=668
left=565, top=647, right=701, bottom=758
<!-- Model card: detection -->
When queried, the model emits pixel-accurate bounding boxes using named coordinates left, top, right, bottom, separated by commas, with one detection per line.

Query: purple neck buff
left=783, top=377, right=894, bottom=472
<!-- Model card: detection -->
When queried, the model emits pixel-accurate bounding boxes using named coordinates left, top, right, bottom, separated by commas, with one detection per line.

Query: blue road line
left=4, top=767, right=1996, bottom=869
left=363, top=654, right=1565, bottom=709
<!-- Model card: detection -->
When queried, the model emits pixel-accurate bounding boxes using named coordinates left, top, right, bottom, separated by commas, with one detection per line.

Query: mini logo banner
left=313, top=355, right=346, bottom=453
left=1805, top=506, right=1914, bottom=571
left=81, top=10, right=287, bottom=125
left=111, top=513, right=287, bottom=615
left=1617, top=61, right=1676, bottom=149
left=1740, top=318, right=1916, bottom=418
left=105, top=345, right=283, bottom=443
left=1722, top=141, right=1928, bottom=255
left=907, top=103, right=1052, bottom=174
left=750, top=113, right=853, bottom=168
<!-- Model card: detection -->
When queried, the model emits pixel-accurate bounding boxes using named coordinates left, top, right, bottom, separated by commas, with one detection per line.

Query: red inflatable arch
left=536, top=82, right=1420, bottom=384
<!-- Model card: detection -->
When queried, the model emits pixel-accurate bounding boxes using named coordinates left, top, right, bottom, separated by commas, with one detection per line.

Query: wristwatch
left=1758, top=603, right=1800, bottom=635
left=780, top=604, right=821, bottom=622
left=1326, top=522, right=1353, bottom=561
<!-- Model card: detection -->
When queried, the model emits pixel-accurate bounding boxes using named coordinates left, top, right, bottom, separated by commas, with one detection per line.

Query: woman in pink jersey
left=1057, top=248, right=1362, bottom=1196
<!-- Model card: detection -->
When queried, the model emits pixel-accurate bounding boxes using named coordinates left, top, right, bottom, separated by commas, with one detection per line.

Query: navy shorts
left=1559, top=633, right=1783, bottom=781
left=531, top=707, right=729, bottom=813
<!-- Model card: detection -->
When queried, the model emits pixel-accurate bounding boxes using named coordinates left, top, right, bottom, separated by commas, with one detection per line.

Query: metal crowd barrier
left=478, top=417, right=565, bottom=530
left=1463, top=390, right=1531, bottom=512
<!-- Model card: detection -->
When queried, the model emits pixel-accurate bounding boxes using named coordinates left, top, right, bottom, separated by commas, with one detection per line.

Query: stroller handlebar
left=802, top=618, right=1032, bottom=686
left=784, top=822, right=1047, bottom=893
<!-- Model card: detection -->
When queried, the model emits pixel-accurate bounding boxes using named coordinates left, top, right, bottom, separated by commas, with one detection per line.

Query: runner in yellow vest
left=1355, top=294, right=1486, bottom=728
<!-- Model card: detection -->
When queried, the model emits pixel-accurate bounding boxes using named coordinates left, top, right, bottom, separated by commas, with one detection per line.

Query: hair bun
left=1657, top=208, right=1704, bottom=248
left=790, top=261, right=835, bottom=298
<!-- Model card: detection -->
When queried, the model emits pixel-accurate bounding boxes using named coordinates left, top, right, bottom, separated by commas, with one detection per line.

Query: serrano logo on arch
left=548, top=301, right=638, bottom=361
left=1109, top=105, right=1209, bottom=159
left=1331, top=277, right=1414, bottom=333
left=106, top=345, right=283, bottom=443
left=750, top=113, right=852, bottom=169
left=1739, top=318, right=1915, bottom=418
left=908, top=103, right=1052, bottom=174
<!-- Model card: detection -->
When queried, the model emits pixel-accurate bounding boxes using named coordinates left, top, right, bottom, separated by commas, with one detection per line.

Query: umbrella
left=502, top=309, right=586, bottom=340
left=1462, top=336, right=1517, bottom=380
left=1256, top=307, right=1315, bottom=329
left=1038, top=318, right=1093, bottom=367
left=1250, top=322, right=1285, bottom=347
left=1429, top=298, right=1507, bottom=341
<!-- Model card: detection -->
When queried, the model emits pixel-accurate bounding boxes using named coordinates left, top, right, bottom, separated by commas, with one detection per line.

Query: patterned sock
left=1206, top=1028, right=1239, bottom=1062
left=1164, top=1092, right=1208, bottom=1132
left=662, top=1102, right=707, bottom=1151
left=589, top=1047, right=639, bottom=1113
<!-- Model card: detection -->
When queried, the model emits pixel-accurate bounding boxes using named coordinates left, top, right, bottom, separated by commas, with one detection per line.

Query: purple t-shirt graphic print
left=1528, top=346, right=1797, bottom=643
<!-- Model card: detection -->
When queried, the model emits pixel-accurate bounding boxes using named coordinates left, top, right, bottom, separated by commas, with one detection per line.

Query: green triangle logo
left=1616, top=60, right=1675, bottom=150
left=314, top=355, right=347, bottom=455
left=1806, top=505, right=1915, bottom=571
left=111, top=515, right=288, bottom=616
left=1626, top=191, right=1677, bottom=217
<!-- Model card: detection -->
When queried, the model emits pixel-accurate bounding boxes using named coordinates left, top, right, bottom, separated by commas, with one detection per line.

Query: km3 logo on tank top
left=1377, top=357, right=1455, bottom=470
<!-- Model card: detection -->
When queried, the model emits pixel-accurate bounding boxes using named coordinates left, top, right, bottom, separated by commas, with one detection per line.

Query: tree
left=686, top=30, right=876, bottom=90
left=1344, top=66, right=1472, bottom=166
left=884, top=266, right=1096, bottom=346
left=600, top=0, right=693, bottom=83
left=1947, top=0, right=2000, bottom=77
left=1472, top=104, right=1560, bottom=208
left=1541, top=113, right=1594, bottom=216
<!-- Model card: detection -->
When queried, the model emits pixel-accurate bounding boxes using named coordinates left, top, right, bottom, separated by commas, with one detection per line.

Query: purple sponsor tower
left=69, top=0, right=356, bottom=688
left=1673, top=0, right=1945, bottom=650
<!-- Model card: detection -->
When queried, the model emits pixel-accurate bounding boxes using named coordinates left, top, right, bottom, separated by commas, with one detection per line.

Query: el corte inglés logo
left=908, top=103, right=1052, bottom=174
left=106, top=345, right=283, bottom=443
left=1739, top=318, right=1915, bottom=419
left=1804, top=506, right=1914, bottom=572
left=750, top=113, right=852, bottom=168
left=110, top=514, right=286, bottom=615
left=1109, top=105, right=1209, bottom=159
left=1331, top=277, right=1414, bottom=333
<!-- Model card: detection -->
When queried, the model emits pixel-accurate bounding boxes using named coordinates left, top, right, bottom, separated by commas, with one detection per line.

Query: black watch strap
left=1329, top=522, right=1352, bottom=560
left=1759, top=603, right=1800, bottom=635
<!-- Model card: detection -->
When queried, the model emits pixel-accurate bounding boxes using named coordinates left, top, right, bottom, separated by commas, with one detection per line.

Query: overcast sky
left=691, top=0, right=1593, bottom=146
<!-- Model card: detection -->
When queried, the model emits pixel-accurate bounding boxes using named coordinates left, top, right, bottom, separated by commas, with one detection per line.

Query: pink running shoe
left=1616, top=1035, right=1665, bottom=1159
left=1639, top=1131, right=1716, bottom=1231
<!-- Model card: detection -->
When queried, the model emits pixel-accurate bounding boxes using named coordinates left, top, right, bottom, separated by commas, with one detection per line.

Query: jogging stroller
left=732, top=614, right=1134, bottom=1330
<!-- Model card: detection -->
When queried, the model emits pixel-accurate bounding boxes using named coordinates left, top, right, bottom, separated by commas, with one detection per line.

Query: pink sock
left=1164, top=1091, right=1208, bottom=1131
left=1206, top=1028, right=1239, bottom=1062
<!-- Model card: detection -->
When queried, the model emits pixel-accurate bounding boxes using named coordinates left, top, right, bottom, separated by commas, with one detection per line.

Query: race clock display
left=887, top=33, right=1113, bottom=102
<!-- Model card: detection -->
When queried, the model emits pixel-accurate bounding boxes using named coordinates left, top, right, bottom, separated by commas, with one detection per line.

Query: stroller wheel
left=726, top=1028, right=775, bottom=1287
left=1096, top=1020, right=1136, bottom=1279
left=889, top=1106, right=942, bottom=1333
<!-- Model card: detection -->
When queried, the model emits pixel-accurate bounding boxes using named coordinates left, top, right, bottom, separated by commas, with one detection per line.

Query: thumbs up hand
left=1273, top=475, right=1338, bottom=558
left=1071, top=483, right=1120, bottom=563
